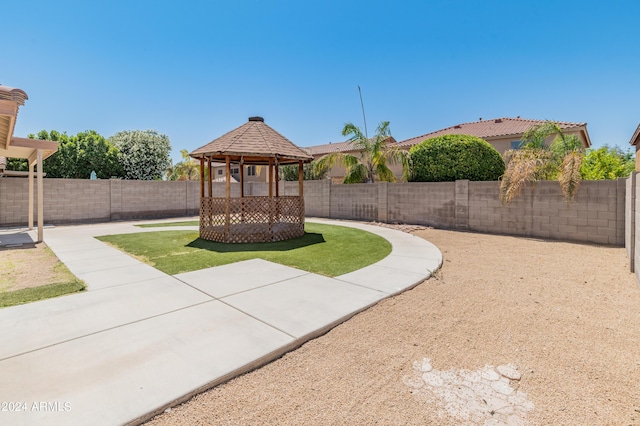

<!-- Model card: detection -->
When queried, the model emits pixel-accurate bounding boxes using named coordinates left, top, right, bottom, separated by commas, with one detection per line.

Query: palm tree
left=500, top=121, right=585, bottom=204
left=314, top=121, right=408, bottom=183
left=167, top=149, right=200, bottom=181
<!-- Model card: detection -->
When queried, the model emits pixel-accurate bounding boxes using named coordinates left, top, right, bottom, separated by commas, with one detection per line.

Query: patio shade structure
left=190, top=116, right=313, bottom=243
left=0, top=85, right=58, bottom=242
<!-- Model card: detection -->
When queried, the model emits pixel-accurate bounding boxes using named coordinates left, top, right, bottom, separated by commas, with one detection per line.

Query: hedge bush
left=408, top=134, right=505, bottom=182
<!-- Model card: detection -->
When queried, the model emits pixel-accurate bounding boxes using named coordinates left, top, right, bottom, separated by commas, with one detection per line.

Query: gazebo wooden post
left=199, top=157, right=205, bottom=198
left=268, top=158, right=274, bottom=230
left=298, top=160, right=304, bottom=224
left=268, top=158, right=273, bottom=198
left=225, top=156, right=231, bottom=238
left=207, top=157, right=213, bottom=225
left=275, top=159, right=280, bottom=198
left=207, top=157, right=212, bottom=198
left=275, top=158, right=280, bottom=223
left=298, top=160, right=303, bottom=196
left=239, top=157, right=245, bottom=222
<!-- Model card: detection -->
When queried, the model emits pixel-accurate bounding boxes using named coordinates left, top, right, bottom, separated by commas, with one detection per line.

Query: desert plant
left=500, top=121, right=585, bottom=204
left=407, top=134, right=505, bottom=182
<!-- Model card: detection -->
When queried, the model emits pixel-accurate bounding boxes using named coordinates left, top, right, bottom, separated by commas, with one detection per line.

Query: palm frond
left=314, top=153, right=343, bottom=175
left=558, top=150, right=583, bottom=202
left=343, top=163, right=368, bottom=183
left=500, top=148, right=551, bottom=204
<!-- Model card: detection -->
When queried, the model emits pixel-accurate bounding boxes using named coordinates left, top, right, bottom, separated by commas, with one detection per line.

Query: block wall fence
left=0, top=176, right=628, bottom=246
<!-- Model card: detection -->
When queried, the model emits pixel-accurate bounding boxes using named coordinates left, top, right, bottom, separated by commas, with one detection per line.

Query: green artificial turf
left=97, top=222, right=391, bottom=276
left=0, top=280, right=85, bottom=308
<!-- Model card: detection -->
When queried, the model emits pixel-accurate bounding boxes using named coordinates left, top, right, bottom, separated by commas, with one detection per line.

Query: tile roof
left=304, top=136, right=397, bottom=156
left=397, top=117, right=588, bottom=147
left=629, top=123, right=640, bottom=146
left=0, top=85, right=28, bottom=105
left=191, top=117, right=313, bottom=164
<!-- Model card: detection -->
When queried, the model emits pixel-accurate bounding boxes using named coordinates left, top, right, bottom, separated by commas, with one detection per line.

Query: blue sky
left=4, top=0, right=639, bottom=164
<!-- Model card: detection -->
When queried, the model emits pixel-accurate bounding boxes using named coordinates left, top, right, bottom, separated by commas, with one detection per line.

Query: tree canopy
left=407, top=134, right=504, bottom=182
left=580, top=145, right=634, bottom=180
left=110, top=130, right=171, bottom=180
left=8, top=130, right=123, bottom=178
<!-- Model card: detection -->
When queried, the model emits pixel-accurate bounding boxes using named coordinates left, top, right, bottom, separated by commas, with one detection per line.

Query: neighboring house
left=396, top=117, right=591, bottom=153
left=629, top=123, right=640, bottom=171
left=304, top=117, right=592, bottom=182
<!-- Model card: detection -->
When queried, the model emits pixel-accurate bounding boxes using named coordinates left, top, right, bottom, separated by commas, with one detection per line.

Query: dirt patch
left=147, top=228, right=640, bottom=426
left=0, top=243, right=68, bottom=292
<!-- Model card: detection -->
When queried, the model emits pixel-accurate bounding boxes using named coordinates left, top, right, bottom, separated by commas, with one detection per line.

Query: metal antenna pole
left=358, top=85, right=369, bottom=139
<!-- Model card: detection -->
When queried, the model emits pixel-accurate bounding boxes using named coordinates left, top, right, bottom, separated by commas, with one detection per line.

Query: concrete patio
left=0, top=218, right=442, bottom=425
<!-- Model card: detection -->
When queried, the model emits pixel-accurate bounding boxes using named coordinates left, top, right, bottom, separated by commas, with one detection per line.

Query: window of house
left=217, top=169, right=222, bottom=175
left=247, top=165, right=256, bottom=176
left=511, top=140, right=523, bottom=149
left=231, top=168, right=239, bottom=174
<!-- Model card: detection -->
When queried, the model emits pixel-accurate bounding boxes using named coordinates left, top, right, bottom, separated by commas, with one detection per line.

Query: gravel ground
left=147, top=228, right=640, bottom=425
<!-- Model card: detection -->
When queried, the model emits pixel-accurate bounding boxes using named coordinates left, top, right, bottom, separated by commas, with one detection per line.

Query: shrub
left=408, top=134, right=505, bottom=182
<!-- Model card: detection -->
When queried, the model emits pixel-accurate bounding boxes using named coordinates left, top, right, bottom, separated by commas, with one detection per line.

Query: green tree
left=167, top=149, right=200, bottom=181
left=25, top=130, right=122, bottom=178
left=110, top=130, right=171, bottom=180
left=280, top=160, right=330, bottom=181
left=314, top=121, right=407, bottom=183
left=580, top=145, right=634, bottom=180
left=407, top=134, right=504, bottom=182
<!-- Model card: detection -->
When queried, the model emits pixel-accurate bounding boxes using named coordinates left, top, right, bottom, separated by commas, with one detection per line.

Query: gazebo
left=190, top=117, right=313, bottom=243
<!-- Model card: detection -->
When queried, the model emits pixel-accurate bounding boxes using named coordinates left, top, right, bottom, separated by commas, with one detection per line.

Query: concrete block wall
left=330, top=183, right=378, bottom=221
left=387, top=182, right=456, bottom=227
left=0, top=177, right=627, bottom=249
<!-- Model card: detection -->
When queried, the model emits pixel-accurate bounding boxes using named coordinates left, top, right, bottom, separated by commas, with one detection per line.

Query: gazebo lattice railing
left=190, top=116, right=312, bottom=243
left=200, top=195, right=304, bottom=244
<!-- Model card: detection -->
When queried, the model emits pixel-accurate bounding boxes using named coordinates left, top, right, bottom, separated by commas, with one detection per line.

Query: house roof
left=190, top=117, right=313, bottom=165
left=304, top=136, right=398, bottom=157
left=397, top=117, right=591, bottom=148
left=629, top=123, right=640, bottom=146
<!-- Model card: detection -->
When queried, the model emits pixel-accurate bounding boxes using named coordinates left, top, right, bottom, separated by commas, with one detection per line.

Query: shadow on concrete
left=0, top=229, right=37, bottom=249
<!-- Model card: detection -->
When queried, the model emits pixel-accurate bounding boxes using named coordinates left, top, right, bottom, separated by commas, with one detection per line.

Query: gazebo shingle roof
left=190, top=117, right=312, bottom=164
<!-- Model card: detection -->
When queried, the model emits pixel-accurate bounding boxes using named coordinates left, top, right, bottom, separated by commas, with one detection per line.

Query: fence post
left=110, top=178, right=122, bottom=221
left=455, top=180, right=469, bottom=230
left=627, top=172, right=637, bottom=272
left=377, top=181, right=388, bottom=223
left=323, top=179, right=332, bottom=218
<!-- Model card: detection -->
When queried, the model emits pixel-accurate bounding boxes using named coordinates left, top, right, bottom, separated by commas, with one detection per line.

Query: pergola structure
left=0, top=86, right=58, bottom=242
left=190, top=116, right=313, bottom=243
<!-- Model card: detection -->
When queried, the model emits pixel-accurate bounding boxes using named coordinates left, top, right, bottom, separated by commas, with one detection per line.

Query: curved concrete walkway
left=0, top=218, right=442, bottom=426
